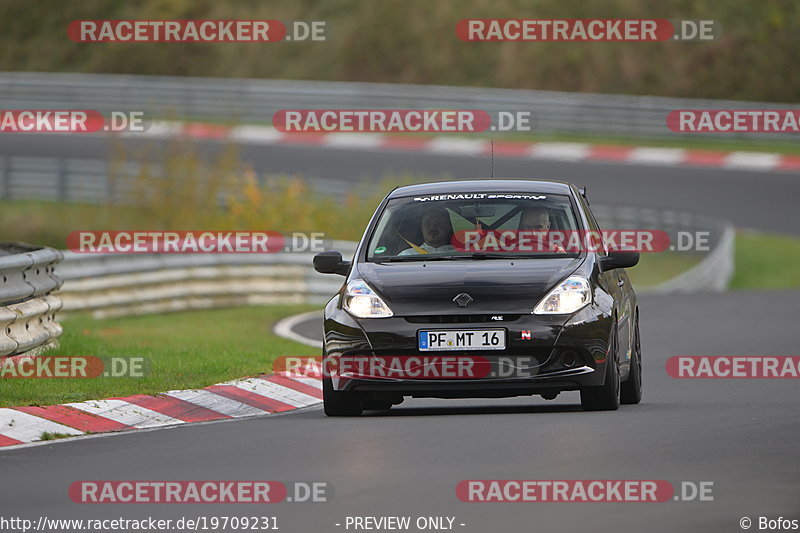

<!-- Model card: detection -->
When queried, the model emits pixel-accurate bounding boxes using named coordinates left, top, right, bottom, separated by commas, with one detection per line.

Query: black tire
left=580, top=323, right=621, bottom=411
left=362, top=398, right=393, bottom=411
left=322, top=375, right=363, bottom=417
left=620, top=311, right=642, bottom=405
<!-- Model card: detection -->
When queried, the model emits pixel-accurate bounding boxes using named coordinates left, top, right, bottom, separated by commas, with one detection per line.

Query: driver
left=399, top=208, right=456, bottom=255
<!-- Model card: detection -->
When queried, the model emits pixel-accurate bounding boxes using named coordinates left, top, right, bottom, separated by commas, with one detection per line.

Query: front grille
left=404, top=315, right=521, bottom=324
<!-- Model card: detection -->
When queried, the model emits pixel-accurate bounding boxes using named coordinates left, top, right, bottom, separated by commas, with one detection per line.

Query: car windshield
left=366, top=192, right=581, bottom=261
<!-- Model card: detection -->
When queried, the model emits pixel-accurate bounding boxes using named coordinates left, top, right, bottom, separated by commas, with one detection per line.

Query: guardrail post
left=105, top=161, right=116, bottom=204
left=57, top=158, right=68, bottom=202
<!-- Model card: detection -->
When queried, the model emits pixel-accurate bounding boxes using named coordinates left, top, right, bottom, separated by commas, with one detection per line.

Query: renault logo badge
left=453, top=293, right=473, bottom=307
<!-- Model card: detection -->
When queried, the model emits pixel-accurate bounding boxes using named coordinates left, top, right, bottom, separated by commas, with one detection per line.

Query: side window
left=579, top=195, right=607, bottom=255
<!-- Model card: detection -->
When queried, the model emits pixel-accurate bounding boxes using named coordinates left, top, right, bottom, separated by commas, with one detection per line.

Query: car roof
left=387, top=179, right=577, bottom=198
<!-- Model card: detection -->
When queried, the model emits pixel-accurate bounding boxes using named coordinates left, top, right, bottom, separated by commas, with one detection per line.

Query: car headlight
left=343, top=279, right=394, bottom=318
left=533, top=276, right=591, bottom=315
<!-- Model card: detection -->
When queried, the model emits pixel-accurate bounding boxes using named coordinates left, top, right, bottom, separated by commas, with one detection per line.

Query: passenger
left=519, top=206, right=567, bottom=254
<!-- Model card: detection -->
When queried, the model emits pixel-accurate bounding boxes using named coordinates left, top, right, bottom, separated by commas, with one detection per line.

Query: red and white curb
left=0, top=373, right=321, bottom=449
left=120, top=121, right=800, bottom=173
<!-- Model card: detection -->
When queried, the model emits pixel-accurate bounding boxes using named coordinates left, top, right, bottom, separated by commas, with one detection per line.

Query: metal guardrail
left=0, top=243, right=64, bottom=357
left=591, top=204, right=735, bottom=292
left=53, top=206, right=733, bottom=319
left=1, top=156, right=122, bottom=204
left=56, top=242, right=358, bottom=318
left=653, top=224, right=735, bottom=293
left=0, top=155, right=379, bottom=204
left=2, top=71, right=799, bottom=140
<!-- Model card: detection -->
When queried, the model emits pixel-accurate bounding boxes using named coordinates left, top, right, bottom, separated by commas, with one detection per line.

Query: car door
left=581, top=196, right=633, bottom=369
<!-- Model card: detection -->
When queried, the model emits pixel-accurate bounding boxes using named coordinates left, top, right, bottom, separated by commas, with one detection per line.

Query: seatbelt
left=398, top=234, right=428, bottom=254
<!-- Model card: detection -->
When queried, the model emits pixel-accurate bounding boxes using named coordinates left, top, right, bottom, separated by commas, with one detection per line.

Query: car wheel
left=580, top=322, right=621, bottom=411
left=322, top=375, right=363, bottom=417
left=620, top=311, right=642, bottom=405
left=362, top=398, right=393, bottom=411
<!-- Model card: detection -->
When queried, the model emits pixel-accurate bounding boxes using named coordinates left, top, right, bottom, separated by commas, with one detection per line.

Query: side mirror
left=313, top=251, right=351, bottom=276
left=599, top=251, right=640, bottom=272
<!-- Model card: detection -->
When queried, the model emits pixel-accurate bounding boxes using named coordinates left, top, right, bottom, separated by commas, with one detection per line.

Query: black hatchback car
left=313, top=179, right=642, bottom=416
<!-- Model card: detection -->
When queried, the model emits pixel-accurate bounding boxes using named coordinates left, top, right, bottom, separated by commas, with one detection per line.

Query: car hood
left=356, top=257, right=585, bottom=316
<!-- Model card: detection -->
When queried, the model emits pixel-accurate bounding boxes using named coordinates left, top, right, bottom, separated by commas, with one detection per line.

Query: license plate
left=419, top=329, right=506, bottom=351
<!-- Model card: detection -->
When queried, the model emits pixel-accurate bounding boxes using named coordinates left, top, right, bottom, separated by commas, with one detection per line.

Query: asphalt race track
left=1, top=135, right=799, bottom=532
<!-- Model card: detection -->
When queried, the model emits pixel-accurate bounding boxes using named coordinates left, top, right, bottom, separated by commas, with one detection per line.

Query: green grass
left=731, top=231, right=800, bottom=289
left=626, top=251, right=703, bottom=287
left=631, top=232, right=800, bottom=290
left=0, top=200, right=138, bottom=249
left=0, top=305, right=319, bottom=408
left=38, top=432, right=76, bottom=441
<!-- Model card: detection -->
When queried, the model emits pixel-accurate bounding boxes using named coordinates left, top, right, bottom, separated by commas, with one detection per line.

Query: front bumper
left=323, top=300, right=614, bottom=398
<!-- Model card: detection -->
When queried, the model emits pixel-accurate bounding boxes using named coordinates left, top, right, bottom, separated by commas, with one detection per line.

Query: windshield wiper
left=467, top=252, right=576, bottom=259
left=375, top=255, right=460, bottom=263
left=375, top=252, right=578, bottom=263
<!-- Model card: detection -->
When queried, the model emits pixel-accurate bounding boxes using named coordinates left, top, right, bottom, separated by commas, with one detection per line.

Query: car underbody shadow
left=360, top=401, right=585, bottom=417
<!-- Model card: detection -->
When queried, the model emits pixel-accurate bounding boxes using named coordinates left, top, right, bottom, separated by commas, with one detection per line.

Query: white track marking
left=65, top=399, right=183, bottom=428
left=0, top=408, right=84, bottom=442
left=224, top=377, right=320, bottom=407
left=164, top=389, right=269, bottom=418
